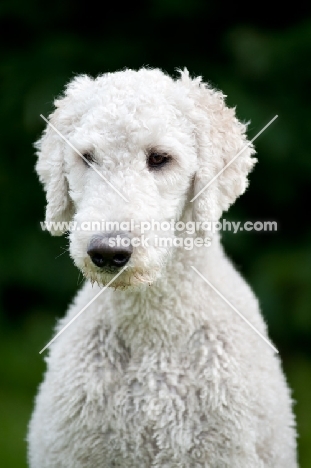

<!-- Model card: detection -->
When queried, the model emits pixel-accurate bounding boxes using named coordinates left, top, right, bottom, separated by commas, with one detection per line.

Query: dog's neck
left=109, top=224, right=223, bottom=351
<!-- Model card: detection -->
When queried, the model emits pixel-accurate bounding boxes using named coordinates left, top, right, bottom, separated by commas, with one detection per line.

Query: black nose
left=87, top=232, right=133, bottom=269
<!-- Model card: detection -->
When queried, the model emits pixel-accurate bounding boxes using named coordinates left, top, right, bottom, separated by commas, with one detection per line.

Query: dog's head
left=36, top=68, right=256, bottom=288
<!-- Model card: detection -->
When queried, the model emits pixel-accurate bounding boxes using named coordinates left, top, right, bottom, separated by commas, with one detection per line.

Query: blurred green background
left=0, top=1, right=311, bottom=466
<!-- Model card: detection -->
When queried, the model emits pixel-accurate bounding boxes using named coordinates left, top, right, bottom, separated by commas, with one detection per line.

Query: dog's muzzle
left=87, top=232, right=133, bottom=270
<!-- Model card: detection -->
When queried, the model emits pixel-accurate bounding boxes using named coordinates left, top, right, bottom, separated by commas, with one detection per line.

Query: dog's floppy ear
left=178, top=69, right=256, bottom=224
left=35, top=122, right=74, bottom=236
left=36, top=75, right=94, bottom=236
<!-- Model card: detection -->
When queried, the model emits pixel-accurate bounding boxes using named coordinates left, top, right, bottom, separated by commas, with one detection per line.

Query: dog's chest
left=72, top=326, right=234, bottom=466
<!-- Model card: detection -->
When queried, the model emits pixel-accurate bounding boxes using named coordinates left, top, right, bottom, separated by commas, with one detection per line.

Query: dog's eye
left=82, top=152, right=94, bottom=166
left=147, top=151, right=171, bottom=170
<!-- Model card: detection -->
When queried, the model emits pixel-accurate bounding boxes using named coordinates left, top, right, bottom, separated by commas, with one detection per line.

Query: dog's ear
left=178, top=69, right=256, bottom=224
left=35, top=123, right=73, bottom=236
left=36, top=75, right=94, bottom=236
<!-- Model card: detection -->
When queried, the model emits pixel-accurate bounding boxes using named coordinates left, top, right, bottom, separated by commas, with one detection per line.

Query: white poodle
left=28, top=68, right=298, bottom=467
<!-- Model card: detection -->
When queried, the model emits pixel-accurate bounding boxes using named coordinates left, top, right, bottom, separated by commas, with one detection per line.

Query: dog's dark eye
left=82, top=152, right=94, bottom=166
left=147, top=151, right=171, bottom=170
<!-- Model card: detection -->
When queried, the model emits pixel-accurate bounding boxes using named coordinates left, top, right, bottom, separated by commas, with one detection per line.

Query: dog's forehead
left=55, top=70, right=197, bottom=154
left=84, top=73, right=178, bottom=118
left=68, top=73, right=191, bottom=142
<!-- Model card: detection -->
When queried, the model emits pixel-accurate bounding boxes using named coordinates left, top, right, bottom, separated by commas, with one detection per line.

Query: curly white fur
left=28, top=68, right=297, bottom=467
